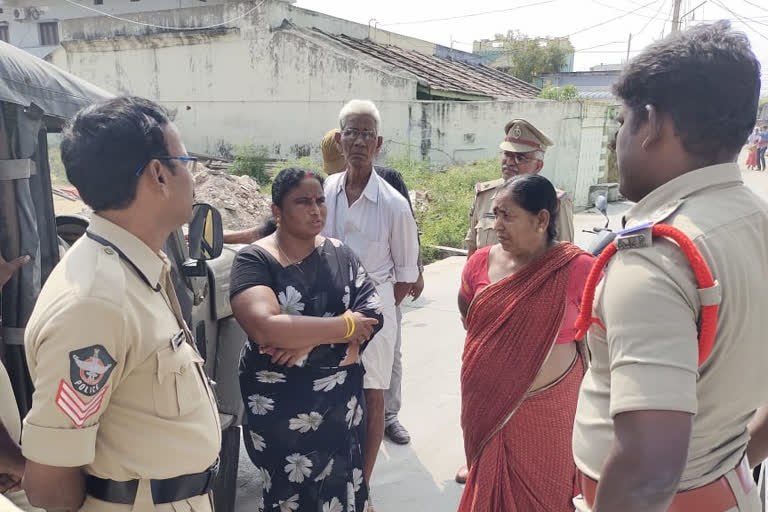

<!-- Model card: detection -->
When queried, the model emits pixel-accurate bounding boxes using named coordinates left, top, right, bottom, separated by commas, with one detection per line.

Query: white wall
left=387, top=100, right=611, bottom=207
left=50, top=13, right=418, bottom=160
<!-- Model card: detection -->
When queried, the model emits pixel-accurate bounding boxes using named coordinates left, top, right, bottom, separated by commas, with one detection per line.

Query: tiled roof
left=321, top=32, right=541, bottom=100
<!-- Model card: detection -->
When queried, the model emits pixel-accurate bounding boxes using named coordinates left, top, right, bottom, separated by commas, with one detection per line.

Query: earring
left=276, top=217, right=281, bottom=229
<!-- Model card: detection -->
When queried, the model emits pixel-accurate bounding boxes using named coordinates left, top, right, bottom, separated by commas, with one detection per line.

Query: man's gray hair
left=533, top=150, right=545, bottom=160
left=339, top=99, right=381, bottom=132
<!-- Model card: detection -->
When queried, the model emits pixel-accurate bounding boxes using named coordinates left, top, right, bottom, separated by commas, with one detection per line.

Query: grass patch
left=390, top=156, right=499, bottom=264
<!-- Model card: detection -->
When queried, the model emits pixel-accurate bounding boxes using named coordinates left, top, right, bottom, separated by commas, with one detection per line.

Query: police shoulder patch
left=615, top=221, right=654, bottom=251
left=69, top=344, right=116, bottom=397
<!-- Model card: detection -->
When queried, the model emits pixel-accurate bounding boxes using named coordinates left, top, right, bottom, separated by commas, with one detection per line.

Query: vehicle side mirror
left=594, top=195, right=608, bottom=216
left=188, top=203, right=223, bottom=261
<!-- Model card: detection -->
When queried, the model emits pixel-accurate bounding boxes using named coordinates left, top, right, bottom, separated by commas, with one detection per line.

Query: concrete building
left=537, top=64, right=623, bottom=101
left=3, top=0, right=615, bottom=208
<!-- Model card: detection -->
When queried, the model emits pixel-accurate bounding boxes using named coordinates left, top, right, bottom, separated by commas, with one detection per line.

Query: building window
left=94, top=0, right=103, bottom=4
left=38, top=21, right=59, bottom=46
left=0, top=24, right=8, bottom=43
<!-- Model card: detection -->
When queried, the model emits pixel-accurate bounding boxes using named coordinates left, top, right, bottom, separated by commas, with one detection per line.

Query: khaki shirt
left=0, top=362, right=40, bottom=512
left=0, top=361, right=20, bottom=446
left=465, top=178, right=574, bottom=249
left=22, top=215, right=220, bottom=511
left=573, top=163, right=768, bottom=492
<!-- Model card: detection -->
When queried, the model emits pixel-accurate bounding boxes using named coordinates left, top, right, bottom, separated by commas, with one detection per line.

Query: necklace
left=275, top=232, right=314, bottom=274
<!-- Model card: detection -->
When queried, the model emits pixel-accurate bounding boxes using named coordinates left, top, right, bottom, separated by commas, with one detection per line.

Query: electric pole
left=671, top=0, right=683, bottom=33
left=626, top=33, right=632, bottom=63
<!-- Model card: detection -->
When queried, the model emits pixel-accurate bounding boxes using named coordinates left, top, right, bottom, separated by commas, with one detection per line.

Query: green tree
left=490, top=31, right=574, bottom=84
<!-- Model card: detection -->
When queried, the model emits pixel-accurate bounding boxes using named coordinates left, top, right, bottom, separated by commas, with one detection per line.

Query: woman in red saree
left=458, top=175, right=594, bottom=512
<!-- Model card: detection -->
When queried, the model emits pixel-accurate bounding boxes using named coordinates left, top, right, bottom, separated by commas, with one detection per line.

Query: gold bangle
left=347, top=313, right=356, bottom=339
left=342, top=312, right=353, bottom=339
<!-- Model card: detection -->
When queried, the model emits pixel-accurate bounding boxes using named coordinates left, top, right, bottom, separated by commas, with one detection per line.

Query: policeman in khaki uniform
left=572, top=22, right=767, bottom=512
left=465, top=119, right=573, bottom=258
left=21, top=97, right=220, bottom=512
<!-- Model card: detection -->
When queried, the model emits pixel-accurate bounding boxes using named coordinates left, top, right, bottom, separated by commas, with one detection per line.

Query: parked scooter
left=583, top=195, right=617, bottom=256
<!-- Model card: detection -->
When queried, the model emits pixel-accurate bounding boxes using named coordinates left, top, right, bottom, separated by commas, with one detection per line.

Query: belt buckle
left=204, top=459, right=220, bottom=493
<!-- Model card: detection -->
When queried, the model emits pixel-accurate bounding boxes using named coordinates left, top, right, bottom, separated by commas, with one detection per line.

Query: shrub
left=538, top=84, right=579, bottom=101
left=388, top=155, right=499, bottom=264
left=230, top=144, right=270, bottom=185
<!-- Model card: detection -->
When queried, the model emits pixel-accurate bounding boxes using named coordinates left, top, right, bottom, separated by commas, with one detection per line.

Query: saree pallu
left=459, top=242, right=586, bottom=512
left=747, top=146, right=758, bottom=168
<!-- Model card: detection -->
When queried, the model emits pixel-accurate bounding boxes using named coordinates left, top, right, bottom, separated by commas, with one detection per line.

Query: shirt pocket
left=154, top=343, right=206, bottom=418
left=346, top=232, right=388, bottom=274
left=474, top=217, right=496, bottom=248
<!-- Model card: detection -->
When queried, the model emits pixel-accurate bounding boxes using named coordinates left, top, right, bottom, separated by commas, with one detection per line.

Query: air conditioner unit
left=13, top=8, right=27, bottom=21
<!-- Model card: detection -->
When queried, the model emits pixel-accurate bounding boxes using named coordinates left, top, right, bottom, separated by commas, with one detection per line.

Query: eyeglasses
left=135, top=156, right=198, bottom=177
left=502, top=152, right=538, bottom=164
left=341, top=128, right=378, bottom=141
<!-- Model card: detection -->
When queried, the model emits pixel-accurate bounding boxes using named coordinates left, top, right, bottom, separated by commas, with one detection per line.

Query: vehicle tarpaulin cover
left=0, top=42, right=111, bottom=416
left=0, top=40, right=111, bottom=121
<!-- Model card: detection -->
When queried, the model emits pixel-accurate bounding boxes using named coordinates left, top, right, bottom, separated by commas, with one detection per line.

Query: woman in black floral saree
left=230, top=168, right=383, bottom=512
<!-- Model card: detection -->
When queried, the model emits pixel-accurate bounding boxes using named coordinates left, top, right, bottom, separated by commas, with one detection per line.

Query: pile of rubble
left=193, top=167, right=271, bottom=231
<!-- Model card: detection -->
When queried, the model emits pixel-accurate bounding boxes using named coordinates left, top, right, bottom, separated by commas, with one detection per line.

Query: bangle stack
left=342, top=312, right=356, bottom=339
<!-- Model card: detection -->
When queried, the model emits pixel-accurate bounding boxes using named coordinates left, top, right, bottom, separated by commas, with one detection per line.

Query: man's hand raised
left=0, top=253, right=30, bottom=288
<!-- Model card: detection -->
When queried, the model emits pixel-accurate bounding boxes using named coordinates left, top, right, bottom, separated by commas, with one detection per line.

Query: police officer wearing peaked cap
left=21, top=97, right=221, bottom=512
left=465, top=119, right=574, bottom=259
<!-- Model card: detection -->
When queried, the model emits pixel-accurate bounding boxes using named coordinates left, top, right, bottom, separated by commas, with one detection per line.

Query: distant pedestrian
left=758, top=125, right=768, bottom=171
left=746, top=127, right=760, bottom=170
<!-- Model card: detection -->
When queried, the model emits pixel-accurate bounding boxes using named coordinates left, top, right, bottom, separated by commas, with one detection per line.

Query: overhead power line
left=562, top=0, right=659, bottom=38
left=61, top=0, right=266, bottom=30
left=741, top=0, right=768, bottom=14
left=634, top=0, right=670, bottom=37
left=711, top=0, right=768, bottom=40
left=591, top=0, right=672, bottom=21
left=380, top=0, right=559, bottom=27
left=574, top=41, right=628, bottom=52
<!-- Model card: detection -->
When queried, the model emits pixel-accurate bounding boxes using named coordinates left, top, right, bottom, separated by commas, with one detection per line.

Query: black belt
left=86, top=460, right=219, bottom=505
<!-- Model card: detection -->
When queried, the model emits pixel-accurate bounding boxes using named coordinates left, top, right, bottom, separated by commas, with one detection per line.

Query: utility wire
left=711, top=0, right=768, bottom=40
left=574, top=41, right=627, bottom=52
left=61, top=0, right=267, bottom=30
left=380, top=0, right=559, bottom=27
left=591, top=0, right=672, bottom=21
left=741, top=0, right=768, bottom=14
left=562, top=0, right=659, bottom=38
left=634, top=0, right=669, bottom=37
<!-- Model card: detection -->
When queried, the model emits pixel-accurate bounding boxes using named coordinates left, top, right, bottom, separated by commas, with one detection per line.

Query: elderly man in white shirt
left=323, top=99, right=420, bottom=488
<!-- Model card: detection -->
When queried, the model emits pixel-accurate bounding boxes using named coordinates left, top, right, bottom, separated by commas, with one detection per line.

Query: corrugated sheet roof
left=320, top=32, right=541, bottom=100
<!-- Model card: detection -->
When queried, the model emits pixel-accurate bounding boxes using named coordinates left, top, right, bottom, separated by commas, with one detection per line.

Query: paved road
left=235, top=161, right=767, bottom=511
